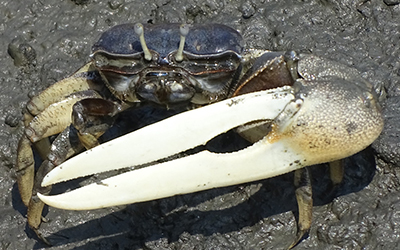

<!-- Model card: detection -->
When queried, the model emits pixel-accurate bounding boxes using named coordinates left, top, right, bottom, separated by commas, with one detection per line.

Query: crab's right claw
left=38, top=74, right=383, bottom=211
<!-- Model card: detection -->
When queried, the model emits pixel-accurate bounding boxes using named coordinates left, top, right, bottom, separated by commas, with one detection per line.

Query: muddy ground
left=1, top=0, right=400, bottom=249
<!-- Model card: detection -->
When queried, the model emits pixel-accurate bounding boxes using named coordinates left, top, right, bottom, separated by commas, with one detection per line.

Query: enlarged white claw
left=38, top=137, right=304, bottom=210
left=38, top=77, right=384, bottom=210
left=41, top=87, right=295, bottom=187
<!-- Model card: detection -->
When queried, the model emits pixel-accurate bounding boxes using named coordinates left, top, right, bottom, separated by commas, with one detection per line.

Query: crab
left=15, top=23, right=383, bottom=248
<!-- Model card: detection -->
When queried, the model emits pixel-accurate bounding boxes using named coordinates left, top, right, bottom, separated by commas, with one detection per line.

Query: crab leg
left=40, top=86, right=295, bottom=186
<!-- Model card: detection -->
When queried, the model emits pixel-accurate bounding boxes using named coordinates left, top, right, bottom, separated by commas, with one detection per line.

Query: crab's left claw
left=38, top=75, right=383, bottom=210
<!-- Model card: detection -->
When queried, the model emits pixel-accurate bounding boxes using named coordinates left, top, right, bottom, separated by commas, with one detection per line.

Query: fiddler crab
left=15, top=23, right=383, bottom=248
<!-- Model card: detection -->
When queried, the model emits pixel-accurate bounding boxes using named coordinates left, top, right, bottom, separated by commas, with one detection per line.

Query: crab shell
left=91, top=23, right=244, bottom=105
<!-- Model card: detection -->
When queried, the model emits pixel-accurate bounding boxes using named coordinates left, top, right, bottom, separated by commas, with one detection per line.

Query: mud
left=1, top=0, right=400, bottom=249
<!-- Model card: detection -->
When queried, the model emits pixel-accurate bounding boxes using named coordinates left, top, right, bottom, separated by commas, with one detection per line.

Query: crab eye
left=92, top=52, right=147, bottom=74
left=134, top=23, right=152, bottom=61
left=180, top=52, right=241, bottom=74
left=175, top=24, right=190, bottom=62
left=94, top=54, right=136, bottom=69
left=93, top=54, right=108, bottom=68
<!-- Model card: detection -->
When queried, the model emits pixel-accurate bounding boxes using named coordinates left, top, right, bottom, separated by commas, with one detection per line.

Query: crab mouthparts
left=137, top=71, right=195, bottom=104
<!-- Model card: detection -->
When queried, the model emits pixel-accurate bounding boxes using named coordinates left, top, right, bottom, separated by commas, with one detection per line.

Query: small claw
left=26, top=90, right=102, bottom=142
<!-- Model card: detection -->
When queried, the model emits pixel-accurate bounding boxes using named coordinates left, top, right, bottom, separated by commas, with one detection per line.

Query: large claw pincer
left=37, top=72, right=383, bottom=210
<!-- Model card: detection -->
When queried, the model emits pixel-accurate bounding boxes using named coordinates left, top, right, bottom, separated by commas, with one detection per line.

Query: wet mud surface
left=1, top=0, right=400, bottom=249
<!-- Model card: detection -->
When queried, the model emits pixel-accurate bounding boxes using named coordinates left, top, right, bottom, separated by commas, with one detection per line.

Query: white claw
left=38, top=77, right=384, bottom=210
left=39, top=87, right=297, bottom=210
left=38, top=138, right=304, bottom=210
left=41, top=87, right=294, bottom=187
